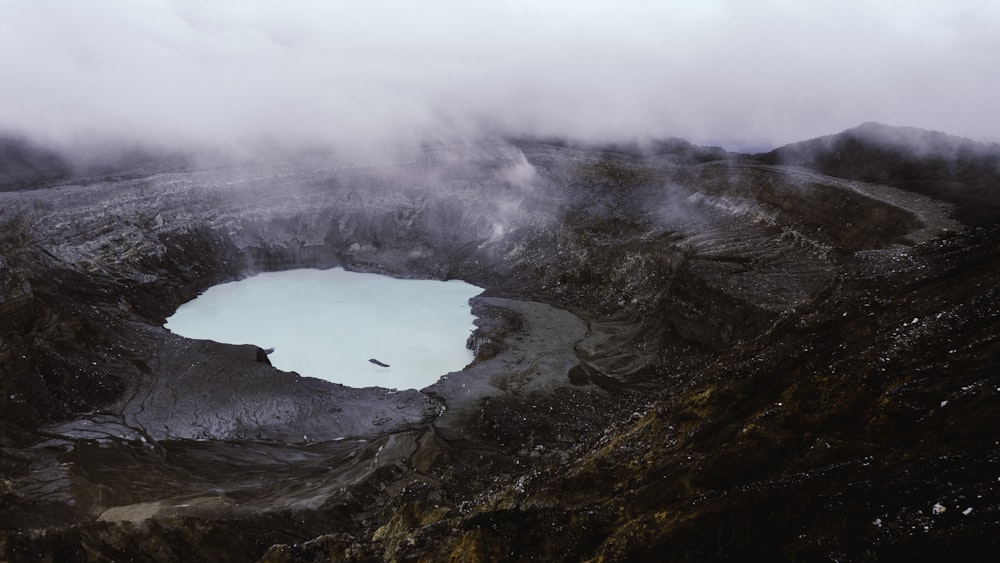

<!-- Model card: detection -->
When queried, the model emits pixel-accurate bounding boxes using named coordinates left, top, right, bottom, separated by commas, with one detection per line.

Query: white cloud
left=1, top=0, right=997, bottom=153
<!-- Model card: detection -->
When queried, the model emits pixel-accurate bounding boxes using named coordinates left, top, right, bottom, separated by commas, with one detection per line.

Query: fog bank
left=2, top=0, right=998, bottom=153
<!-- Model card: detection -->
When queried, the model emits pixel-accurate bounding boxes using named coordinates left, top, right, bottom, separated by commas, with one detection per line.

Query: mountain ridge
left=755, top=122, right=1000, bottom=225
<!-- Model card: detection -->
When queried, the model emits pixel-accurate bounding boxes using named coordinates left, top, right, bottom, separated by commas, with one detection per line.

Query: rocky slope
left=0, top=125, right=997, bottom=561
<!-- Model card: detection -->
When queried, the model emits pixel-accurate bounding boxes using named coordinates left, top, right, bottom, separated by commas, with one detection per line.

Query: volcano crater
left=2, top=137, right=998, bottom=561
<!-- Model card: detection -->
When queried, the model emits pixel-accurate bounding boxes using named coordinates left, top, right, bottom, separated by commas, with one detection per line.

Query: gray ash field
left=1, top=124, right=998, bottom=561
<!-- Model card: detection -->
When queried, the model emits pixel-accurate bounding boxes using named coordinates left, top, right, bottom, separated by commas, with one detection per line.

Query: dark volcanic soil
left=1, top=129, right=998, bottom=562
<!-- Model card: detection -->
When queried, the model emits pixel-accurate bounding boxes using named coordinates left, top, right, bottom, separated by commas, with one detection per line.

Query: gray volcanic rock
left=0, top=130, right=997, bottom=562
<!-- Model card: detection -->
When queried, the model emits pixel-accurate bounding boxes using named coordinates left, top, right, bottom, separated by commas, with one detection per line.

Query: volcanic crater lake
left=164, top=268, right=483, bottom=389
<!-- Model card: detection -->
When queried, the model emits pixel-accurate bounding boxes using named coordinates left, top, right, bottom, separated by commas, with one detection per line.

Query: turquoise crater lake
left=164, top=268, right=483, bottom=389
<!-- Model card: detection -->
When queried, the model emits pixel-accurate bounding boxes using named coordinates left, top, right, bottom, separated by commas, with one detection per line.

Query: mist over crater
left=3, top=1, right=998, bottom=154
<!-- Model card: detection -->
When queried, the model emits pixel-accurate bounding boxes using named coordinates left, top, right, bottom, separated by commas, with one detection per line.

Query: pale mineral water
left=165, top=268, right=482, bottom=389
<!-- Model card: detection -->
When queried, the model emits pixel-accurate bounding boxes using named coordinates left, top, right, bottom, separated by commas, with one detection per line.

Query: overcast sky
left=1, top=0, right=997, bottom=153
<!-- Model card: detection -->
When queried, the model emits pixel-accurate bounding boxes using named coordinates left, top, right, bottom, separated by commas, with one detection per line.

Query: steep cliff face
left=0, top=129, right=997, bottom=561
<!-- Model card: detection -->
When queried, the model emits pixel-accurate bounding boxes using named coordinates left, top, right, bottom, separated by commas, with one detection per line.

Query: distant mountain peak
left=755, top=123, right=1000, bottom=226
left=838, top=122, right=985, bottom=155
